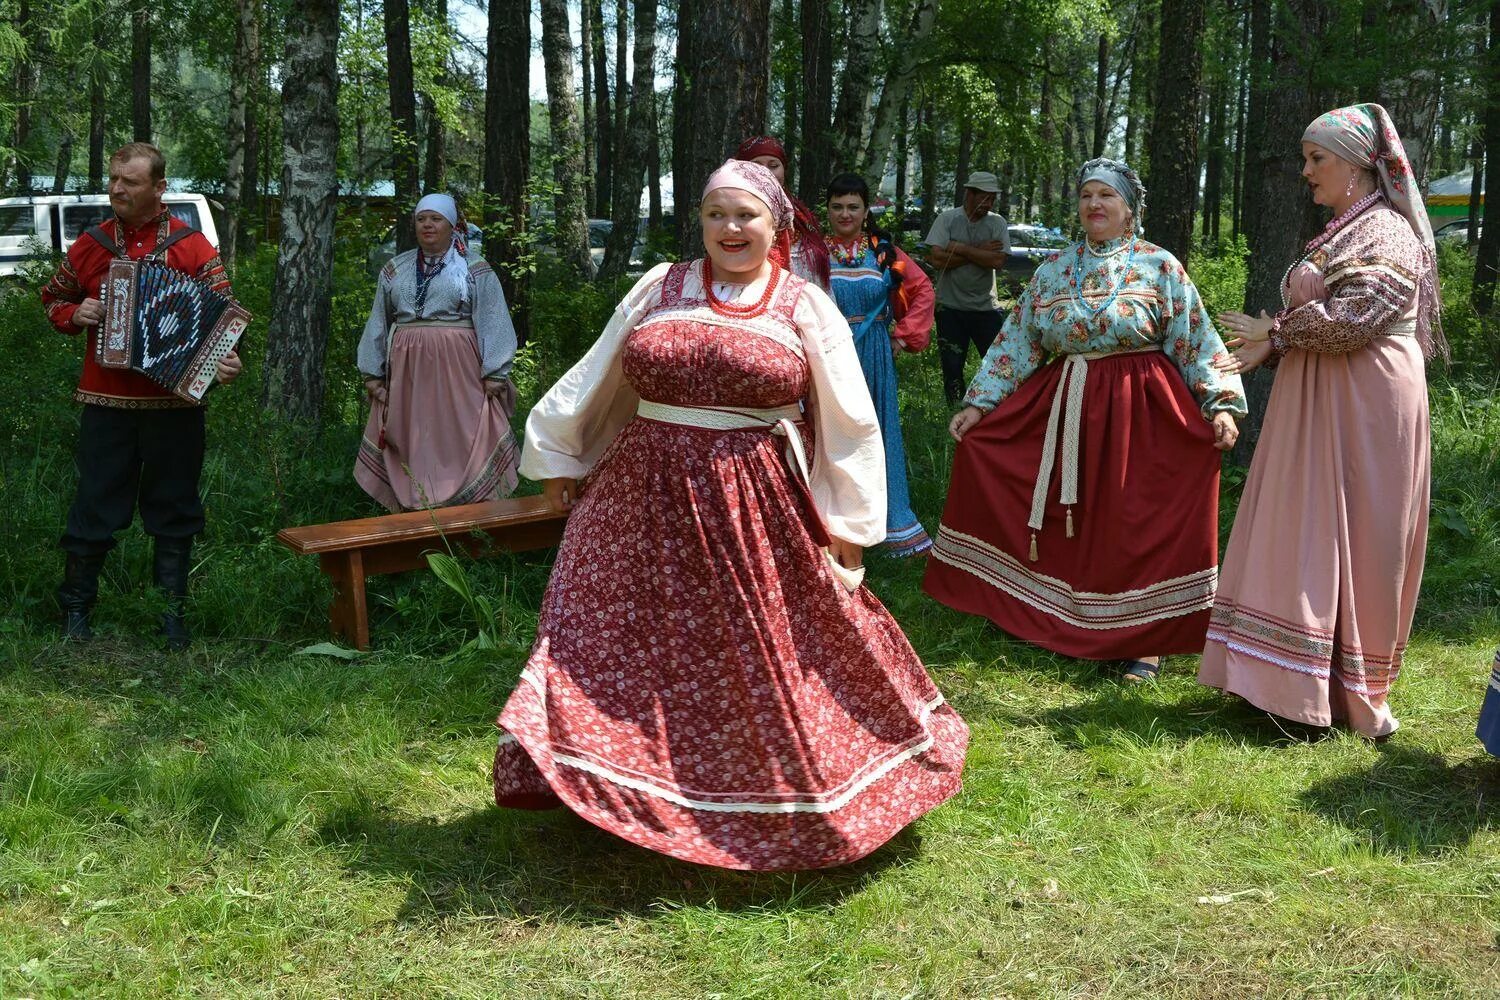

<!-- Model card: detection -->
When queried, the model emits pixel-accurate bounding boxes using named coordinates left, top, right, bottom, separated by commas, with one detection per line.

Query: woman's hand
left=483, top=377, right=510, bottom=398
left=949, top=406, right=985, bottom=442
left=1217, top=310, right=1275, bottom=343
left=364, top=378, right=387, bottom=405
left=828, top=536, right=863, bottom=570
left=1211, top=411, right=1239, bottom=452
left=543, top=477, right=579, bottom=513
left=1212, top=338, right=1275, bottom=376
left=890, top=336, right=903, bottom=357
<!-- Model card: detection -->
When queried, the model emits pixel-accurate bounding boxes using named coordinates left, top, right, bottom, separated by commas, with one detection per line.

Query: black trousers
left=936, top=307, right=1004, bottom=404
left=61, top=404, right=206, bottom=557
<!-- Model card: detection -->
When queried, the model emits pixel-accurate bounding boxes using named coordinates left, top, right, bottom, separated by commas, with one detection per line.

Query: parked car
left=1434, top=218, right=1481, bottom=245
left=1001, top=224, right=1070, bottom=292
left=0, top=193, right=220, bottom=278
left=534, top=217, right=649, bottom=273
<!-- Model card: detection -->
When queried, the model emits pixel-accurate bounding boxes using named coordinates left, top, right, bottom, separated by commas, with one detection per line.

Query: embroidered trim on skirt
left=924, top=350, right=1221, bottom=659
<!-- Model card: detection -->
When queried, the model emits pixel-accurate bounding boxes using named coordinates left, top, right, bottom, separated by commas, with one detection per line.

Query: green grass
left=1, top=259, right=1498, bottom=997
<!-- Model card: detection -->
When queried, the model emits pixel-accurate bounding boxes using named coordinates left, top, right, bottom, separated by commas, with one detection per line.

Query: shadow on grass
left=1299, top=743, right=1500, bottom=855
left=316, top=801, right=915, bottom=924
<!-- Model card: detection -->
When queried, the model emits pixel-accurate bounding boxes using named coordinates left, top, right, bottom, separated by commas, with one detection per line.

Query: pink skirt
left=1198, top=337, right=1430, bottom=736
left=355, top=321, right=519, bottom=511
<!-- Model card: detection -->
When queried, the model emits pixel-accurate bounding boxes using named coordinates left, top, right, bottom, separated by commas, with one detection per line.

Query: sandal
left=1119, top=658, right=1161, bottom=683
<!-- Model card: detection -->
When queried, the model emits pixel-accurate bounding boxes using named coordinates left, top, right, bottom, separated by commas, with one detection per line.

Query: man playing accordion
left=40, top=142, right=243, bottom=650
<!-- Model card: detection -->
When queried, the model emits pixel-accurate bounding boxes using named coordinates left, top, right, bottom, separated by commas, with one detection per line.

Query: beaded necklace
left=414, top=250, right=446, bottom=313
left=1279, top=191, right=1382, bottom=308
left=1069, top=237, right=1138, bottom=320
left=702, top=258, right=782, bottom=318
left=829, top=235, right=866, bottom=268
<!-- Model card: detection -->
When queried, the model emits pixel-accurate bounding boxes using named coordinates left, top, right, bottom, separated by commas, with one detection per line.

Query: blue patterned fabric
left=1480, top=651, right=1500, bottom=756
left=829, top=245, right=931, bottom=556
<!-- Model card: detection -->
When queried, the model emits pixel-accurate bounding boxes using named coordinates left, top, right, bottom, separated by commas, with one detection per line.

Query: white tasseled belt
left=1025, top=344, right=1163, bottom=562
left=636, top=400, right=813, bottom=483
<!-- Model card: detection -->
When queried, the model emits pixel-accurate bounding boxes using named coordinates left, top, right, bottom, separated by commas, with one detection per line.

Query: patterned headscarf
left=1076, top=157, right=1146, bottom=232
left=703, top=159, right=797, bottom=272
left=1302, top=103, right=1443, bottom=356
left=413, top=192, right=471, bottom=305
left=733, top=136, right=832, bottom=286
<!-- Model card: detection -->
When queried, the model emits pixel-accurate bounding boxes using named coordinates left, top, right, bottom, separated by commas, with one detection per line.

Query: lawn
left=1, top=263, right=1497, bottom=998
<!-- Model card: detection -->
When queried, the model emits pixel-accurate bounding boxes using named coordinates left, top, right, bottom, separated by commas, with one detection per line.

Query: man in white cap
left=922, top=171, right=1012, bottom=404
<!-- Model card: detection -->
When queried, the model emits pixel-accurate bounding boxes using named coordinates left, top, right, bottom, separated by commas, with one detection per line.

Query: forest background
left=0, top=0, right=1498, bottom=996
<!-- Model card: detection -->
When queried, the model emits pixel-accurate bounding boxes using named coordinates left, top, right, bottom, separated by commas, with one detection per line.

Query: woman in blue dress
left=824, top=173, right=937, bottom=557
left=1481, top=652, right=1499, bottom=756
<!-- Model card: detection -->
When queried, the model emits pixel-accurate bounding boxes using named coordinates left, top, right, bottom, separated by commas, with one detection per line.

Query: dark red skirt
left=924, top=351, right=1221, bottom=660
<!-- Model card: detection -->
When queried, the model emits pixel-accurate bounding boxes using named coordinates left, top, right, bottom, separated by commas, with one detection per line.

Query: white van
left=0, top=193, right=221, bottom=278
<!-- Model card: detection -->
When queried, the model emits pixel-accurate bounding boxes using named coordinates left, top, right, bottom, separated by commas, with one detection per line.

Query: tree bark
left=131, top=1, right=151, bottom=141
left=954, top=112, right=973, bottom=206
left=778, top=0, right=799, bottom=192
left=1040, top=40, right=1056, bottom=226
left=615, top=0, right=629, bottom=181
left=601, top=0, right=657, bottom=277
left=1473, top=0, right=1500, bottom=314
left=832, top=0, right=882, bottom=172
left=799, top=0, right=834, bottom=206
left=1202, top=79, right=1226, bottom=244
left=648, top=88, right=662, bottom=231
left=581, top=0, right=595, bottom=214
left=261, top=0, right=341, bottom=424
left=224, top=0, right=262, bottom=271
left=87, top=2, right=108, bottom=193
left=51, top=134, right=73, bottom=195
left=591, top=0, right=612, bottom=218
left=15, top=0, right=32, bottom=193
left=1231, top=3, right=1249, bottom=240
left=861, top=0, right=938, bottom=184
left=385, top=0, right=421, bottom=251
left=422, top=0, right=449, bottom=193
left=1467, top=143, right=1483, bottom=245
left=1143, top=0, right=1206, bottom=260
left=918, top=95, right=937, bottom=232
left=540, top=0, right=596, bottom=277
left=673, top=0, right=772, bottom=256
left=894, top=92, right=910, bottom=215
left=1093, top=32, right=1109, bottom=158
left=484, top=0, right=532, bottom=345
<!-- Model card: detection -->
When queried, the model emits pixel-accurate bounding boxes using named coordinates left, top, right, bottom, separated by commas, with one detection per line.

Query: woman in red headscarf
left=735, top=136, right=832, bottom=290
left=491, top=159, right=967, bottom=871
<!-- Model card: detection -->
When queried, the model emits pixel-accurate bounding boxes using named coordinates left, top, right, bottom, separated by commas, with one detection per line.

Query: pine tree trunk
left=1202, top=79, right=1226, bottom=245
left=540, top=0, right=597, bottom=277
left=1467, top=143, right=1482, bottom=245
left=14, top=0, right=32, bottom=192
left=673, top=0, right=771, bottom=256
left=1143, top=0, right=1206, bottom=260
left=484, top=0, right=532, bottom=345
left=918, top=96, right=937, bottom=232
left=261, top=0, right=341, bottom=424
left=581, top=0, right=595, bottom=215
left=87, top=2, right=108, bottom=193
left=385, top=0, right=421, bottom=251
left=52, top=134, right=73, bottom=194
left=954, top=113, right=973, bottom=206
left=224, top=0, right=261, bottom=271
left=648, top=90, right=662, bottom=231
left=1233, top=0, right=1327, bottom=463
left=1093, top=32, right=1109, bottom=158
left=1473, top=0, right=1500, bottom=315
left=132, top=2, right=151, bottom=141
left=894, top=92, right=910, bottom=215
left=422, top=0, right=449, bottom=193
left=600, top=0, right=657, bottom=278
left=590, top=0, right=611, bottom=218
left=799, top=0, right=834, bottom=206
left=832, top=0, right=882, bottom=171
left=778, top=0, right=799, bottom=192
left=614, top=0, right=628, bottom=180
left=861, top=0, right=938, bottom=184
left=1231, top=5, right=1249, bottom=240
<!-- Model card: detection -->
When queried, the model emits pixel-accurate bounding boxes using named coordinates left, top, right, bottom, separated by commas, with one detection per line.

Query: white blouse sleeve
left=518, top=262, right=671, bottom=482
left=795, top=282, right=887, bottom=547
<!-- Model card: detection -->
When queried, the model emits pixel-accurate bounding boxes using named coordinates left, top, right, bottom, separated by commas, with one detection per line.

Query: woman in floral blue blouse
left=923, top=159, right=1247, bottom=681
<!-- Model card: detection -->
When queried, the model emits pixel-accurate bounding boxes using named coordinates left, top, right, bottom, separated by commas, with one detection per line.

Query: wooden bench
left=276, top=495, right=568, bottom=650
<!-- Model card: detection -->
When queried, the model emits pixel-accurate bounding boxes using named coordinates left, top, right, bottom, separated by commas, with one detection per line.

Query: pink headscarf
left=1302, top=103, right=1444, bottom=357
left=702, top=159, right=794, bottom=232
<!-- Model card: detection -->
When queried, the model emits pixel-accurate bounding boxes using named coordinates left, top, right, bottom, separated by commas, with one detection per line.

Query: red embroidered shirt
left=40, top=212, right=231, bottom=409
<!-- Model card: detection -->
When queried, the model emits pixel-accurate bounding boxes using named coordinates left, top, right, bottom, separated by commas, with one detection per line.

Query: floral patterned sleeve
left=1272, top=210, right=1423, bottom=355
left=961, top=274, right=1048, bottom=411
left=1156, top=253, right=1248, bottom=418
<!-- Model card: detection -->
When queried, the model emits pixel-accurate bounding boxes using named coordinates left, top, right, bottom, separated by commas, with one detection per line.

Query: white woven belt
left=1382, top=316, right=1417, bottom=338
left=1026, top=344, right=1163, bottom=562
left=636, top=400, right=812, bottom=484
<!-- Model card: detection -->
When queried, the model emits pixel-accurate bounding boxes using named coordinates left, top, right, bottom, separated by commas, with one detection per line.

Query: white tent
left=1425, top=166, right=1483, bottom=232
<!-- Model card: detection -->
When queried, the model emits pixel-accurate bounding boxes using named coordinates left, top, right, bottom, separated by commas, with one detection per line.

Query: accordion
left=95, top=258, right=251, bottom=402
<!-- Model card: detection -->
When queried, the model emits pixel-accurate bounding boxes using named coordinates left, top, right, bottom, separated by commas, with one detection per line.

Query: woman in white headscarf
left=355, top=193, right=520, bottom=510
left=1200, top=104, right=1443, bottom=737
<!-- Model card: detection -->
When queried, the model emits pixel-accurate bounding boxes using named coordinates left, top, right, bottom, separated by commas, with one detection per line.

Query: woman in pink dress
left=1200, top=104, right=1443, bottom=737
left=492, top=160, right=968, bottom=871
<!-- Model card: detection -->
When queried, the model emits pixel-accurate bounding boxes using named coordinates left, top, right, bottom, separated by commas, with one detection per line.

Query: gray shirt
left=922, top=207, right=1011, bottom=311
left=357, top=248, right=518, bottom=379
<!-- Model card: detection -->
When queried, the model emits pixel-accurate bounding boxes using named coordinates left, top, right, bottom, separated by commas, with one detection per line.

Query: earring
left=1346, top=174, right=1356, bottom=197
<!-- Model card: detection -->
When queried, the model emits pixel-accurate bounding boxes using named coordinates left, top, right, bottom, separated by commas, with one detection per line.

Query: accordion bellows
left=96, top=258, right=251, bottom=402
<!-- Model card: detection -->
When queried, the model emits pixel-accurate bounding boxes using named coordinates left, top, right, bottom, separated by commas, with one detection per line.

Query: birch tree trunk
left=224, top=0, right=261, bottom=271
left=862, top=0, right=938, bottom=185
left=600, top=0, right=657, bottom=278
left=385, top=0, right=421, bottom=251
left=1143, top=0, right=1206, bottom=260
left=484, top=0, right=532, bottom=345
left=832, top=0, right=882, bottom=171
left=540, top=0, right=597, bottom=277
left=131, top=1, right=151, bottom=141
left=261, top=0, right=341, bottom=424
left=673, top=0, right=771, bottom=256
left=590, top=0, right=612, bottom=218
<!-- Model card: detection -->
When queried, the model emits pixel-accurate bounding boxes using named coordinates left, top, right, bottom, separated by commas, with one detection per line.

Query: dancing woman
left=492, top=160, right=968, bottom=871
left=924, top=159, right=1245, bottom=680
left=825, top=172, right=937, bottom=557
left=1201, top=104, right=1443, bottom=738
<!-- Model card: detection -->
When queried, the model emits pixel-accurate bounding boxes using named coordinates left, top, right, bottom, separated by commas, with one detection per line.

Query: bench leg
left=321, top=551, right=371, bottom=651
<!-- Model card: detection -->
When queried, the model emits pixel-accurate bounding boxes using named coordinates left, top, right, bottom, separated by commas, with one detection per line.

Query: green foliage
left=1186, top=233, right=1249, bottom=317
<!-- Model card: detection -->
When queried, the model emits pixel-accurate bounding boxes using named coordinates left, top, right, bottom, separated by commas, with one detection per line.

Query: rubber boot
left=58, top=552, right=106, bottom=641
left=152, top=537, right=193, bottom=652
